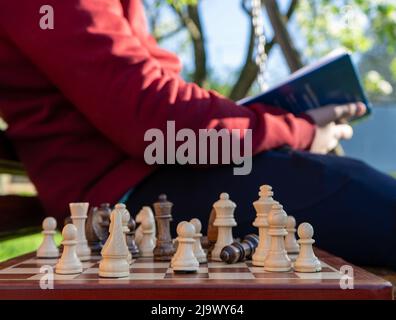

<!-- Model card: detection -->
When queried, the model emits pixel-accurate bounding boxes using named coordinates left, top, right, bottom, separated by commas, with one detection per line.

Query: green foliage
left=364, top=70, right=393, bottom=97
left=166, top=0, right=197, bottom=10
left=390, top=58, right=396, bottom=81
left=296, top=0, right=396, bottom=100
left=0, top=231, right=62, bottom=263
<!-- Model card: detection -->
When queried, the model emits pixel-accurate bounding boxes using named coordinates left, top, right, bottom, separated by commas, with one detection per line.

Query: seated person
left=0, top=0, right=395, bottom=268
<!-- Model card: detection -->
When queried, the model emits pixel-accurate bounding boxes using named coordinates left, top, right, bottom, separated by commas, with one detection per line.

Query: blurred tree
left=144, top=0, right=396, bottom=102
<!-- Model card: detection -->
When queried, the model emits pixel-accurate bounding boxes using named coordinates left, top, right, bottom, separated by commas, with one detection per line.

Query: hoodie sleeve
left=0, top=0, right=315, bottom=159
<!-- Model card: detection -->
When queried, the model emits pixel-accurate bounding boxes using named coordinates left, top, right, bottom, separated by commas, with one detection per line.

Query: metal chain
left=251, top=0, right=268, bottom=91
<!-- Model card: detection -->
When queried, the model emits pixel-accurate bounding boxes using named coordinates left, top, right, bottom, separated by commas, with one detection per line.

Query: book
left=238, top=49, right=372, bottom=119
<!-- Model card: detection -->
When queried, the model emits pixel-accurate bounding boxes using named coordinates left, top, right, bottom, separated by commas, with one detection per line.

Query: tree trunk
left=187, top=5, right=207, bottom=87
left=263, top=0, right=303, bottom=72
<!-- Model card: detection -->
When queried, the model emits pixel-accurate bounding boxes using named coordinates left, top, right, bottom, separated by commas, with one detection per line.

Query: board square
left=130, top=273, right=165, bottom=280
left=165, top=267, right=208, bottom=274
left=209, top=272, right=255, bottom=280
left=295, top=272, right=347, bottom=280
left=164, top=273, right=209, bottom=279
left=252, top=273, right=299, bottom=279
left=208, top=267, right=250, bottom=273
left=132, top=268, right=168, bottom=273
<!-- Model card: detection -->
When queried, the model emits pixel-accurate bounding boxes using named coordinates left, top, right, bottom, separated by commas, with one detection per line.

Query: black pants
left=126, top=150, right=396, bottom=268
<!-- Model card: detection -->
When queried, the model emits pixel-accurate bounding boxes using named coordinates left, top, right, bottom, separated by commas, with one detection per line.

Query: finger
left=334, top=102, right=367, bottom=121
left=306, top=103, right=362, bottom=126
left=334, top=124, right=353, bottom=140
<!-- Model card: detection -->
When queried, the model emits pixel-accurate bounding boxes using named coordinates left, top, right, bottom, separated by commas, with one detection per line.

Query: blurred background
left=146, top=0, right=396, bottom=175
left=1, top=0, right=396, bottom=261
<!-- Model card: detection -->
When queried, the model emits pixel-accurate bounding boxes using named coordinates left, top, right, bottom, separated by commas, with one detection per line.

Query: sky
left=159, top=0, right=292, bottom=87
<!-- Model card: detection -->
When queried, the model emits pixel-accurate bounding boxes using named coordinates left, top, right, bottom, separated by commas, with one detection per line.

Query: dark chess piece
left=85, top=206, right=102, bottom=253
left=97, top=203, right=111, bottom=245
left=64, top=216, right=73, bottom=227
left=127, top=217, right=140, bottom=258
left=220, top=234, right=259, bottom=264
left=206, top=208, right=218, bottom=254
left=153, top=194, right=175, bottom=261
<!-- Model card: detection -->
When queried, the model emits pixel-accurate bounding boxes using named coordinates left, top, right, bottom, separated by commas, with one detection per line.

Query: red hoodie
left=0, top=0, right=315, bottom=219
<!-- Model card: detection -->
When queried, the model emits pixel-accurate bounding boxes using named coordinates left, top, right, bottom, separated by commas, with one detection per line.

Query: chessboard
left=0, top=249, right=392, bottom=300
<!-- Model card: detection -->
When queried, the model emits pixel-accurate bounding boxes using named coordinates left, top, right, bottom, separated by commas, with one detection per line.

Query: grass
left=391, top=172, right=396, bottom=178
left=0, top=231, right=62, bottom=263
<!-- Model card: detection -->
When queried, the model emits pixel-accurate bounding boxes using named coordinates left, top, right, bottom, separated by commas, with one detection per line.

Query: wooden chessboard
left=0, top=249, right=392, bottom=300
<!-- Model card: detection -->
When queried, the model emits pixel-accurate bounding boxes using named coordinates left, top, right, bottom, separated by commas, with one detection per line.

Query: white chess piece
left=171, top=221, right=199, bottom=272
left=139, top=214, right=156, bottom=257
left=294, top=223, right=322, bottom=273
left=69, top=202, right=91, bottom=261
left=135, top=206, right=156, bottom=246
left=263, top=202, right=292, bottom=272
left=55, top=224, right=83, bottom=274
left=285, top=216, right=300, bottom=254
left=190, top=218, right=207, bottom=263
left=252, top=185, right=274, bottom=266
left=37, top=217, right=59, bottom=258
left=118, top=204, right=133, bottom=265
left=99, top=207, right=130, bottom=278
left=211, top=193, right=237, bottom=262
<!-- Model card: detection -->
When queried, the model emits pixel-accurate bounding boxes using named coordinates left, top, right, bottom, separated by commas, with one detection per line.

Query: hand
left=306, top=102, right=367, bottom=154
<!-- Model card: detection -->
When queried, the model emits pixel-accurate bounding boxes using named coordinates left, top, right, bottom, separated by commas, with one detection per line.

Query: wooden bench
left=0, top=131, right=44, bottom=237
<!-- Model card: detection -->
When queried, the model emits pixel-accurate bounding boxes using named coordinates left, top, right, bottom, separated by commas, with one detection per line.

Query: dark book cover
left=238, top=50, right=372, bottom=119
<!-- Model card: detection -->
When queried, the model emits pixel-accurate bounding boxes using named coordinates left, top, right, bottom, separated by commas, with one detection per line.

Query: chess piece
left=64, top=216, right=72, bottom=226
left=263, top=202, right=292, bottom=272
left=171, top=222, right=199, bottom=273
left=285, top=216, right=300, bottom=254
left=97, top=203, right=112, bottom=244
left=85, top=206, right=105, bottom=253
left=211, top=193, right=237, bottom=261
left=135, top=206, right=156, bottom=247
left=190, top=218, right=207, bottom=263
left=55, top=224, right=83, bottom=274
left=37, top=217, right=59, bottom=258
left=220, top=234, right=259, bottom=264
left=127, top=217, right=140, bottom=258
left=252, top=185, right=274, bottom=266
left=139, top=214, right=156, bottom=257
left=69, top=202, right=91, bottom=261
left=99, top=207, right=130, bottom=278
left=206, top=208, right=218, bottom=253
left=119, top=204, right=133, bottom=265
left=294, top=223, right=322, bottom=273
left=153, top=194, right=175, bottom=261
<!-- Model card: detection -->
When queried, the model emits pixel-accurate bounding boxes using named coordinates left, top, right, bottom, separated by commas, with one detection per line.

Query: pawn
left=140, top=215, right=156, bottom=257
left=99, top=207, right=130, bottom=278
left=294, top=223, right=322, bottom=273
left=285, top=216, right=300, bottom=254
left=55, top=224, right=83, bottom=274
left=263, top=202, right=292, bottom=272
left=190, top=218, right=207, bottom=263
left=37, top=217, right=59, bottom=258
left=171, top=222, right=199, bottom=273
